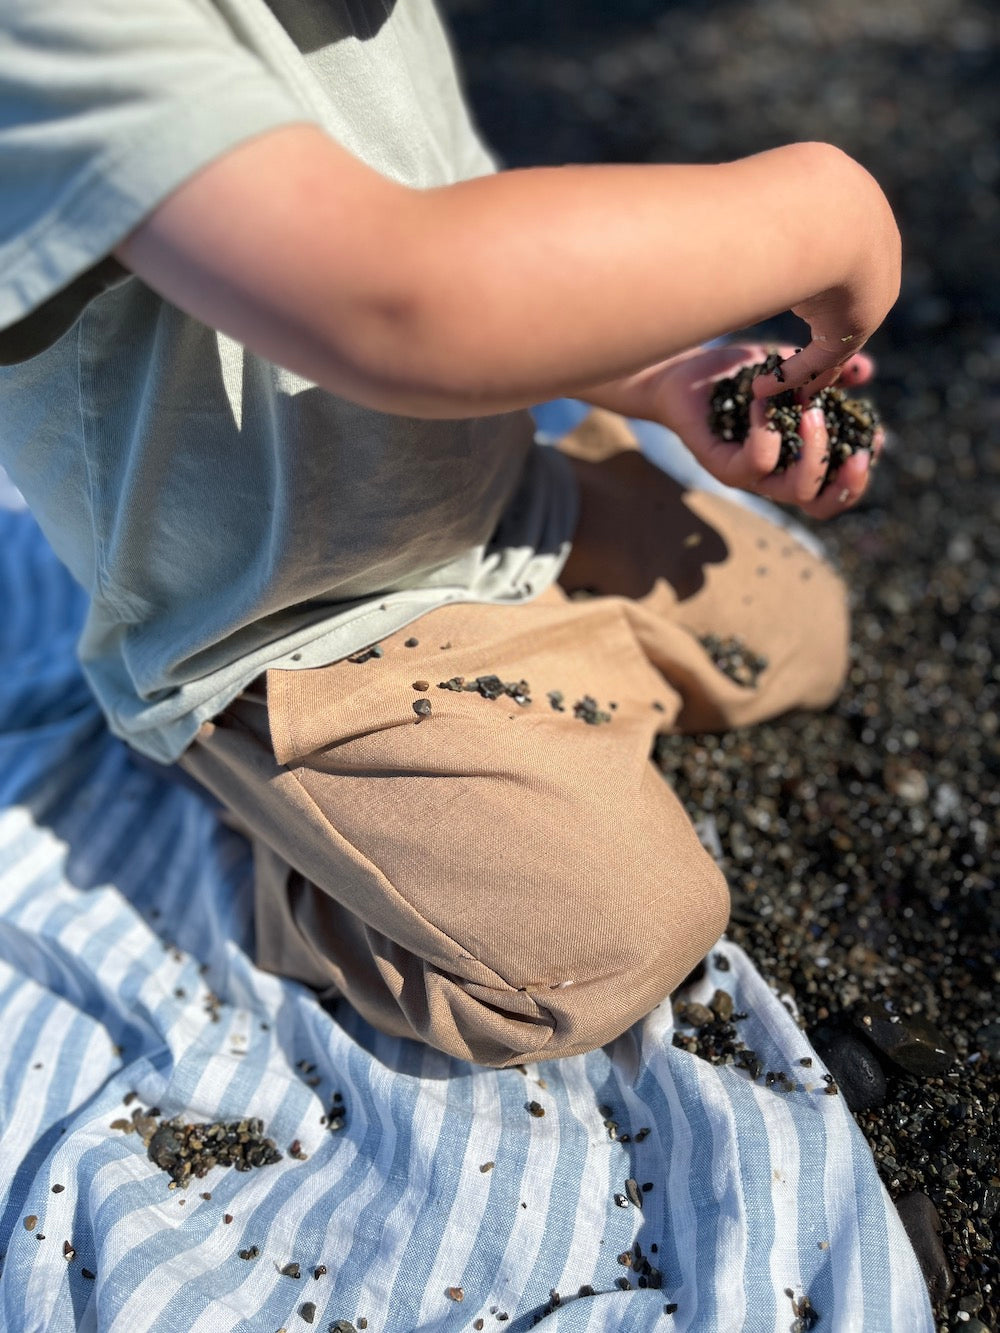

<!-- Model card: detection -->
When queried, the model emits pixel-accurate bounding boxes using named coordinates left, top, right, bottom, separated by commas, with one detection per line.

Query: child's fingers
left=750, top=404, right=828, bottom=507
left=752, top=344, right=873, bottom=399
left=736, top=397, right=783, bottom=486
left=788, top=406, right=831, bottom=505
left=801, top=447, right=874, bottom=520
left=838, top=352, right=875, bottom=387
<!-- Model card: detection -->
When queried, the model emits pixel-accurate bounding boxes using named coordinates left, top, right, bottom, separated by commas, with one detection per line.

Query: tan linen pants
left=179, top=412, right=849, bottom=1067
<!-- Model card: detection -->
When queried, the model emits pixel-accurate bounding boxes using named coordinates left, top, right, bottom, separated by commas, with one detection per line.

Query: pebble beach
left=442, top=2, right=999, bottom=1328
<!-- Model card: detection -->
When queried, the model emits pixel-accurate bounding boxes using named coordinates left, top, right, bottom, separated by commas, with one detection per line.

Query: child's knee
left=433, top=845, right=730, bottom=1068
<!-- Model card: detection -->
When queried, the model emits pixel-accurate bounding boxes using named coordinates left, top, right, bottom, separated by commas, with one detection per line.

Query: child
left=0, top=0, right=900, bottom=1066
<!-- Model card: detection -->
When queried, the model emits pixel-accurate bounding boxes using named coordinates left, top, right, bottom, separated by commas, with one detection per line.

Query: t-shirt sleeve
left=0, top=0, right=318, bottom=356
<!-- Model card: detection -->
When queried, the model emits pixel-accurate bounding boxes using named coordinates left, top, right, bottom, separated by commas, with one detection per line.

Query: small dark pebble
left=811, top=1028, right=888, bottom=1112
left=446, top=1286, right=464, bottom=1302
left=300, top=1303, right=316, bottom=1325
left=462, top=674, right=532, bottom=705
left=281, top=1262, right=302, bottom=1279
left=23, top=1216, right=36, bottom=1231
left=787, top=1291, right=820, bottom=1331
left=573, top=694, right=612, bottom=725
left=625, top=1177, right=643, bottom=1208
left=239, top=1246, right=260, bottom=1261
left=526, top=1100, right=545, bottom=1117
left=329, top=1323, right=357, bottom=1333
left=63, top=1240, right=75, bottom=1260
left=614, top=1193, right=630, bottom=1208
left=853, top=1002, right=957, bottom=1076
left=81, top=1268, right=95, bottom=1281
left=412, top=680, right=430, bottom=691
left=404, top=637, right=419, bottom=647
left=894, top=1192, right=954, bottom=1303
left=223, top=1213, right=233, bottom=1224
left=346, top=645, right=382, bottom=664
left=314, top=1265, right=327, bottom=1279
left=674, top=1000, right=714, bottom=1029
left=412, top=698, right=432, bottom=719
left=51, top=1184, right=65, bottom=1194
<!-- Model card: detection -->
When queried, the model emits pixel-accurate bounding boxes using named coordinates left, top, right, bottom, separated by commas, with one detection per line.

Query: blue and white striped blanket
left=0, top=492, right=933, bottom=1332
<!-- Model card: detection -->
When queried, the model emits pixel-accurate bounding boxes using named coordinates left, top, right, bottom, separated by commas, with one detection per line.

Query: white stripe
left=413, top=1066, right=503, bottom=1326
left=553, top=1058, right=614, bottom=1301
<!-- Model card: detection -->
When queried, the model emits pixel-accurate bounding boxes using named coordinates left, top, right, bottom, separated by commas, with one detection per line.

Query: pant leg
left=178, top=409, right=847, bottom=1068
left=557, top=410, right=850, bottom=732
left=178, top=589, right=729, bottom=1068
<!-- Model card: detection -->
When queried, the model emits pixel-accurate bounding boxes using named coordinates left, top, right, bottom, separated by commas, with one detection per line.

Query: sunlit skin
left=115, top=127, right=900, bottom=520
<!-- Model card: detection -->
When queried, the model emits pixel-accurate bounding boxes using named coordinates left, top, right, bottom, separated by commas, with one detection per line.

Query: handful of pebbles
left=111, top=1105, right=282, bottom=1187
left=707, top=352, right=879, bottom=487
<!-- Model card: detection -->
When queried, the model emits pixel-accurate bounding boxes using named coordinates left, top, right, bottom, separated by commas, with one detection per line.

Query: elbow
left=309, top=224, right=475, bottom=416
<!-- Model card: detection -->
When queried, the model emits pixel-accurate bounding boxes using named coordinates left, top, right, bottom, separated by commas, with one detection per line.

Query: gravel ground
left=441, top=3, right=999, bottom=1328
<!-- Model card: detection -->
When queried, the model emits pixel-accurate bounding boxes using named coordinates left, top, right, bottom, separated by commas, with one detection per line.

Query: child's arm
left=115, top=124, right=899, bottom=427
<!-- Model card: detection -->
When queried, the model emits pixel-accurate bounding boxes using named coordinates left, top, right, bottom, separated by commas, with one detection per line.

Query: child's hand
left=750, top=151, right=901, bottom=400
left=636, top=343, right=884, bottom=519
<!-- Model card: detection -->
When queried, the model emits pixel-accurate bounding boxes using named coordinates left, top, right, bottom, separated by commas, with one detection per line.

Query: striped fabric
left=0, top=496, right=933, bottom=1333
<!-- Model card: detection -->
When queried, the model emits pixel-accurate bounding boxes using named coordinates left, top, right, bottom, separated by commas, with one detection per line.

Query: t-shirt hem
left=108, top=574, right=573, bottom=766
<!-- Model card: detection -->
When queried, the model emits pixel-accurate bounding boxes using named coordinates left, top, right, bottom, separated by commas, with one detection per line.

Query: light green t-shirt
left=0, top=0, right=576, bottom=762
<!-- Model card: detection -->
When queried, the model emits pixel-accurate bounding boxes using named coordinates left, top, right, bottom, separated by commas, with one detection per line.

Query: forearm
left=116, top=128, right=896, bottom=419
left=347, top=141, right=891, bottom=416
